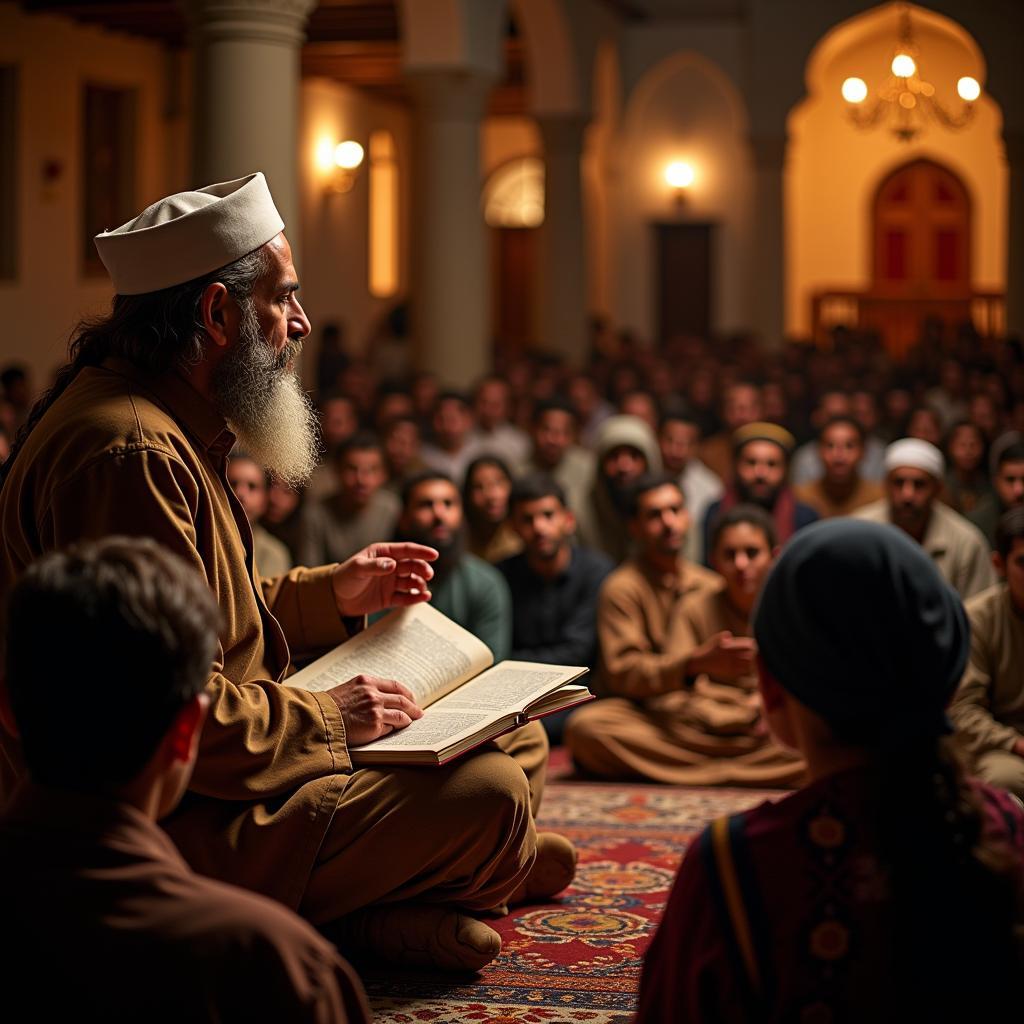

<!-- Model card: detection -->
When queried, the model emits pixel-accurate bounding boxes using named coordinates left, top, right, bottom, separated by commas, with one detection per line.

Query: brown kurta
left=950, top=583, right=1024, bottom=797
left=793, top=477, right=883, bottom=519
left=0, top=359, right=542, bottom=920
left=566, top=566, right=802, bottom=785
left=0, top=783, right=371, bottom=1023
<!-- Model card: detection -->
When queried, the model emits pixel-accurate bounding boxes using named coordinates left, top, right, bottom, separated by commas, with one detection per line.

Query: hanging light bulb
left=841, top=77, right=868, bottom=104
left=891, top=53, right=917, bottom=78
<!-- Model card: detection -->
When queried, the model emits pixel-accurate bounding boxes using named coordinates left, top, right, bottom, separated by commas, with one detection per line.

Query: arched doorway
left=864, top=158, right=971, bottom=355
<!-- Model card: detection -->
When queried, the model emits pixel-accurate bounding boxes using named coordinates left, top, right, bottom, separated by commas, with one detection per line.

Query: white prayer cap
left=94, top=172, right=284, bottom=295
left=884, top=438, right=945, bottom=479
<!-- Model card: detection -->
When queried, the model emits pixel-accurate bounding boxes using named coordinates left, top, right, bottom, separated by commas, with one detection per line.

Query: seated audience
left=703, top=423, right=818, bottom=565
left=791, top=390, right=886, bottom=484
left=944, top=419, right=996, bottom=519
left=519, top=398, right=594, bottom=517
left=301, top=433, right=400, bottom=566
left=855, top=438, right=995, bottom=600
left=567, top=496, right=801, bottom=785
left=471, top=376, right=530, bottom=466
left=394, top=470, right=513, bottom=661
left=497, top=475, right=614, bottom=742
left=226, top=451, right=293, bottom=577
left=373, top=386, right=415, bottom=432
left=950, top=508, right=1024, bottom=798
left=577, top=414, right=661, bottom=563
left=261, top=476, right=307, bottom=565
left=971, top=435, right=1024, bottom=545
left=309, top=393, right=361, bottom=499
left=381, top=413, right=426, bottom=490
left=906, top=404, right=944, bottom=447
left=635, top=519, right=1024, bottom=1023
left=0, top=537, right=371, bottom=1023
left=793, top=416, right=883, bottom=518
left=658, top=407, right=724, bottom=563
left=420, top=391, right=482, bottom=487
left=699, top=381, right=762, bottom=483
left=463, top=454, right=523, bottom=564
left=619, top=388, right=660, bottom=434
left=567, top=373, right=614, bottom=448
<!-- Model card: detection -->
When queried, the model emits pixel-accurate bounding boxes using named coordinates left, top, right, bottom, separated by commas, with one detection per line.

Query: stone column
left=183, top=0, right=315, bottom=250
left=1005, top=132, right=1024, bottom=339
left=407, top=69, right=495, bottom=388
left=749, top=134, right=787, bottom=347
left=537, top=114, right=588, bottom=367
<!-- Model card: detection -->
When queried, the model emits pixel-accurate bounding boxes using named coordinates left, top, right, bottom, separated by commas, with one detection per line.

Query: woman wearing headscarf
left=635, top=519, right=1024, bottom=1023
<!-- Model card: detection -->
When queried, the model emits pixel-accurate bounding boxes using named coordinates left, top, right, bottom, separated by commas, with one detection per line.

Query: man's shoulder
left=495, top=550, right=529, bottom=580
left=573, top=544, right=616, bottom=579
left=460, top=552, right=508, bottom=587
left=933, top=501, right=990, bottom=549
left=965, top=581, right=1009, bottom=623
left=851, top=498, right=888, bottom=522
left=682, top=560, right=723, bottom=594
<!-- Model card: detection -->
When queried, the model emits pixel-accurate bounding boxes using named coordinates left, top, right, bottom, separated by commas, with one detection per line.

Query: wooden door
left=655, top=222, right=713, bottom=344
left=492, top=227, right=537, bottom=359
left=867, top=159, right=971, bottom=355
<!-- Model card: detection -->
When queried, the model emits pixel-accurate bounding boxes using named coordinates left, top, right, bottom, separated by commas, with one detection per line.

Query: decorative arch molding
left=623, top=50, right=748, bottom=139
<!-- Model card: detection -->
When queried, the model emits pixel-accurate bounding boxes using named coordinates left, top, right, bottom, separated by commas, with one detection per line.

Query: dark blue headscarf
left=753, top=519, right=970, bottom=747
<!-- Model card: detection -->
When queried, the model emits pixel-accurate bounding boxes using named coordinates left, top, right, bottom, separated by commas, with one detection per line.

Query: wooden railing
left=811, top=289, right=1006, bottom=356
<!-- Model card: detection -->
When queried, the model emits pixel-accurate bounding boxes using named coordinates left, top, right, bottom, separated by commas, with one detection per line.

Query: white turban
left=884, top=438, right=945, bottom=479
left=94, top=172, right=284, bottom=295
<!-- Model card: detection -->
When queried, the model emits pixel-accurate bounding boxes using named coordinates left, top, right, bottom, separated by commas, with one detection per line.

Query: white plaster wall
left=610, top=51, right=753, bottom=341
left=0, top=4, right=185, bottom=389
left=786, top=4, right=1007, bottom=337
left=299, top=78, right=413, bottom=367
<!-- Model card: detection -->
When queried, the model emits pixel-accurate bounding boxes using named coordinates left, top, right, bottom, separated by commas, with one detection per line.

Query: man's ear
left=0, top=674, right=19, bottom=739
left=199, top=281, right=236, bottom=350
left=563, top=508, right=577, bottom=535
left=992, top=551, right=1005, bottom=578
left=166, top=694, right=209, bottom=765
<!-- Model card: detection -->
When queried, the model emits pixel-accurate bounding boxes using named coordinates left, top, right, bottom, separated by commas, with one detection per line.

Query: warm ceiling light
left=665, top=161, right=695, bottom=189
left=334, top=141, right=365, bottom=170
left=841, top=77, right=868, bottom=104
left=957, top=76, right=981, bottom=102
left=891, top=53, right=916, bottom=78
left=315, top=138, right=335, bottom=173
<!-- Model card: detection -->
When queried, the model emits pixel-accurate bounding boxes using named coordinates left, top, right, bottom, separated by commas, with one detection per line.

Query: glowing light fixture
left=840, top=5, right=981, bottom=143
left=665, top=161, right=695, bottom=209
left=320, top=138, right=366, bottom=195
left=841, top=77, right=868, bottom=104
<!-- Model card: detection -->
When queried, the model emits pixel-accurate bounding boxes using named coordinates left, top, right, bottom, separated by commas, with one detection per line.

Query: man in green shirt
left=394, top=470, right=513, bottom=661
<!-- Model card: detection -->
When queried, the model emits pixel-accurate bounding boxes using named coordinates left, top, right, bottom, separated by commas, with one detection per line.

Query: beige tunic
left=567, top=569, right=803, bottom=786
left=853, top=499, right=996, bottom=600
left=950, top=583, right=1024, bottom=767
left=0, top=358, right=543, bottom=922
left=793, top=477, right=883, bottom=519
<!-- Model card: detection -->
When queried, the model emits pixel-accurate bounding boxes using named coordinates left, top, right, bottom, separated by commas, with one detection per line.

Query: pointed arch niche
left=786, top=2, right=1006, bottom=347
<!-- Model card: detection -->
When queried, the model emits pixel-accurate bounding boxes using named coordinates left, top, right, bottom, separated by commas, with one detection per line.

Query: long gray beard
left=211, top=302, right=321, bottom=487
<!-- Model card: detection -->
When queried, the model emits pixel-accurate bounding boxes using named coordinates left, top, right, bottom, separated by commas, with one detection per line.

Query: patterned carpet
left=364, top=754, right=781, bottom=1023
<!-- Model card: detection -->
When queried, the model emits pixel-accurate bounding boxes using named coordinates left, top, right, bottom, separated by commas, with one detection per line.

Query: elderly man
left=702, top=423, right=818, bottom=565
left=0, top=173, right=571, bottom=972
left=854, top=438, right=995, bottom=600
left=566, top=492, right=801, bottom=785
left=950, top=508, right=1024, bottom=797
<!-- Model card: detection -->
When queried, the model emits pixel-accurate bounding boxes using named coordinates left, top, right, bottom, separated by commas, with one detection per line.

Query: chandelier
left=840, top=5, right=981, bottom=143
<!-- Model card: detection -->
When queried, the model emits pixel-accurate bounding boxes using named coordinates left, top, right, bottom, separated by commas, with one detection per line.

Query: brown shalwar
left=0, top=783, right=372, bottom=1024
left=566, top=564, right=802, bottom=785
left=0, top=358, right=540, bottom=921
left=950, top=582, right=1024, bottom=798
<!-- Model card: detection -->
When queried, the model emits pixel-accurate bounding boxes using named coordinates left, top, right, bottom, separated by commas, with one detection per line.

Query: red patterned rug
left=364, top=752, right=781, bottom=1023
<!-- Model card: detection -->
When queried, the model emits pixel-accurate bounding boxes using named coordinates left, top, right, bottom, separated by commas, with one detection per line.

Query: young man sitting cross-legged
left=0, top=537, right=371, bottom=1023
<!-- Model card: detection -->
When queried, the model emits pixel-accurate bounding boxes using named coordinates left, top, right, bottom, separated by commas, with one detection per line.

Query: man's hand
left=331, top=542, right=438, bottom=618
left=685, top=631, right=757, bottom=681
left=327, top=674, right=423, bottom=747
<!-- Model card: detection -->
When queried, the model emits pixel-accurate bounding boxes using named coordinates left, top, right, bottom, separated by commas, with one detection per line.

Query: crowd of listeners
left=3, top=314, right=1024, bottom=1018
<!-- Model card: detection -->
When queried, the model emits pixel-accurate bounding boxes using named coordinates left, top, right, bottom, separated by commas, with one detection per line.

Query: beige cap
left=94, top=172, right=284, bottom=295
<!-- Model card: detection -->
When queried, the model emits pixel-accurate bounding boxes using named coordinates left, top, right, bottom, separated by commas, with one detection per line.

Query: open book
left=285, top=603, right=591, bottom=765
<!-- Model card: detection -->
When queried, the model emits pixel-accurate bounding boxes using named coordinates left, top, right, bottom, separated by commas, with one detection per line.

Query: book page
left=432, top=661, right=587, bottom=714
left=285, top=603, right=494, bottom=707
left=358, top=709, right=496, bottom=750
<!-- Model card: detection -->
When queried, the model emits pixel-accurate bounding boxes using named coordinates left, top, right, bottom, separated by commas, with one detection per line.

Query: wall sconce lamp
left=665, top=161, right=695, bottom=209
left=319, top=139, right=365, bottom=195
